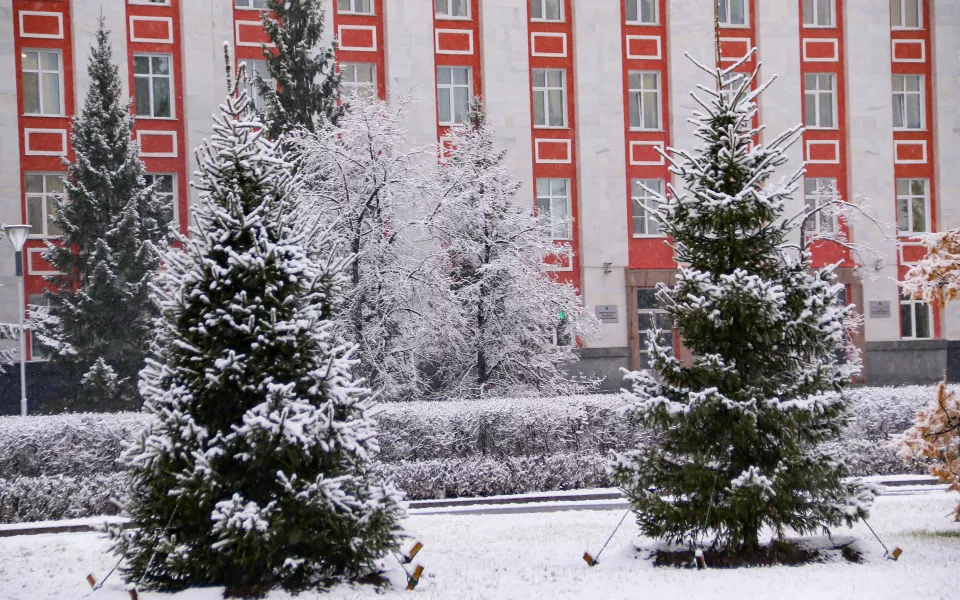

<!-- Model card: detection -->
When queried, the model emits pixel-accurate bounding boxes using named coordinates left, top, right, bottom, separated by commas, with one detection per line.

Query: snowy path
left=0, top=492, right=957, bottom=600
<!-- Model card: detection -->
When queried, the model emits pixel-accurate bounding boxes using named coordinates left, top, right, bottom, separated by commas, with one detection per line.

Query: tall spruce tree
left=254, top=0, right=343, bottom=138
left=610, top=52, right=875, bottom=554
left=39, top=19, right=169, bottom=412
left=112, top=54, right=405, bottom=598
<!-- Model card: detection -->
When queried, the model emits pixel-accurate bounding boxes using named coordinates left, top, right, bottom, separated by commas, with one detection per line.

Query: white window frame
left=803, top=178, right=838, bottom=235
left=717, top=0, right=749, bottom=28
left=892, top=74, right=924, bottom=131
left=802, top=0, right=835, bottom=28
left=804, top=73, right=837, bottom=130
left=234, top=0, right=270, bottom=9
left=129, top=1, right=172, bottom=5
left=244, top=59, right=274, bottom=110
left=896, top=178, right=929, bottom=236
left=900, top=295, right=932, bottom=339
left=21, top=49, right=64, bottom=117
left=25, top=172, right=64, bottom=239
left=628, top=71, right=661, bottom=131
left=437, top=66, right=472, bottom=126
left=133, top=53, right=175, bottom=119
left=891, top=0, right=922, bottom=30
left=626, top=0, right=659, bottom=25
left=340, top=62, right=377, bottom=99
left=337, top=0, right=374, bottom=15
left=435, top=0, right=471, bottom=20
left=536, top=178, right=572, bottom=241
left=637, top=288, right=673, bottom=370
left=530, top=0, right=564, bottom=22
left=144, top=173, right=178, bottom=227
left=631, top=179, right=664, bottom=238
left=532, top=68, right=567, bottom=129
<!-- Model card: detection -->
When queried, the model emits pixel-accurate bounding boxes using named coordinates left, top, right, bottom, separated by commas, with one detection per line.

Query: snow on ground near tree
left=1, top=492, right=957, bottom=600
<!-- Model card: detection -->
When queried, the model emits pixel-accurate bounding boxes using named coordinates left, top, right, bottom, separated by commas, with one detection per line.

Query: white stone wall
left=932, top=0, right=960, bottom=339
left=384, top=0, right=437, bottom=150
left=571, top=0, right=628, bottom=349
left=480, top=0, right=533, bottom=206
left=180, top=0, right=234, bottom=216
left=0, top=0, right=20, bottom=325
left=72, top=0, right=129, bottom=106
left=846, top=0, right=900, bottom=341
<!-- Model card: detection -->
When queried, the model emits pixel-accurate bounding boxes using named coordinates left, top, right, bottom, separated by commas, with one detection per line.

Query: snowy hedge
left=0, top=386, right=944, bottom=523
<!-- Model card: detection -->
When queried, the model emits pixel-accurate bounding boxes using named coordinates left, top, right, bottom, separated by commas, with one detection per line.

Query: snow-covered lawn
left=1, top=492, right=957, bottom=600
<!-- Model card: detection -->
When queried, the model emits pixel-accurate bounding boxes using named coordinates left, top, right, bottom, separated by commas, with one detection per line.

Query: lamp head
left=3, top=225, right=32, bottom=252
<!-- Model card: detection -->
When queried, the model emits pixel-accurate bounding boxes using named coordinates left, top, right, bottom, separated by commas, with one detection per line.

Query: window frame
left=337, top=0, right=375, bottom=15
left=25, top=172, right=64, bottom=239
left=890, top=0, right=922, bottom=30
left=631, top=179, right=664, bottom=238
left=896, top=178, right=929, bottom=236
left=133, top=53, right=175, bottom=119
left=129, top=0, right=172, bottom=5
left=437, top=65, right=472, bottom=126
left=21, top=48, right=64, bottom=117
left=637, top=288, right=674, bottom=370
left=892, top=74, right=925, bottom=131
left=532, top=68, right=567, bottom=129
left=143, top=173, right=178, bottom=227
left=435, top=0, right=471, bottom=20
left=803, top=72, right=837, bottom=130
left=717, top=0, right=749, bottom=28
left=530, top=0, right=564, bottom=22
left=536, top=178, right=572, bottom=241
left=900, top=294, right=932, bottom=340
left=234, top=0, right=271, bottom=9
left=628, top=71, right=662, bottom=131
left=802, top=0, right=835, bottom=28
left=803, top=177, right=838, bottom=235
left=626, top=0, right=659, bottom=25
left=340, top=62, right=377, bottom=99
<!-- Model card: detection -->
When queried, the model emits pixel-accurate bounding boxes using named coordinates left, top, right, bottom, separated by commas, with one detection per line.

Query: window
left=435, top=0, right=469, bottom=18
left=337, top=0, right=373, bottom=14
left=891, top=0, right=921, bottom=29
left=340, top=63, right=377, bottom=99
left=28, top=294, right=50, bottom=362
left=896, top=178, right=928, bottom=235
left=536, top=178, right=571, bottom=240
left=133, top=0, right=171, bottom=4
left=134, top=54, right=173, bottom=118
left=532, top=69, right=566, bottom=128
left=718, top=0, right=748, bottom=26
left=803, top=0, right=834, bottom=27
left=892, top=74, right=923, bottom=130
left=25, top=173, right=64, bottom=238
left=437, top=66, right=471, bottom=125
left=720, top=71, right=746, bottom=106
left=21, top=50, right=62, bottom=116
left=803, top=178, right=837, bottom=235
left=531, top=0, right=562, bottom=21
left=628, top=71, right=660, bottom=130
left=626, top=0, right=658, bottom=24
left=244, top=60, right=274, bottom=110
left=144, top=174, right=177, bottom=226
left=638, top=289, right=673, bottom=369
left=235, top=0, right=269, bottom=8
left=900, top=294, right=931, bottom=339
left=631, top=179, right=663, bottom=237
left=804, top=73, right=836, bottom=129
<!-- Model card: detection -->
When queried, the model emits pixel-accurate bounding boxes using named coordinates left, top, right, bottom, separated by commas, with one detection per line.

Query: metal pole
left=16, top=250, right=27, bottom=417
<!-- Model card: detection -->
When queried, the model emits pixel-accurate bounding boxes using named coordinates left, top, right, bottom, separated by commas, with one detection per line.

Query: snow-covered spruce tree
left=254, top=0, right=343, bottom=138
left=112, top=55, right=405, bottom=597
left=433, top=102, right=599, bottom=398
left=39, top=19, right=169, bottom=412
left=292, top=95, right=444, bottom=402
left=610, top=51, right=874, bottom=555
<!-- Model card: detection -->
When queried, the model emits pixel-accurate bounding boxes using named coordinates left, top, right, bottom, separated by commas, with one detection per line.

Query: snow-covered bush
left=0, top=473, right=126, bottom=524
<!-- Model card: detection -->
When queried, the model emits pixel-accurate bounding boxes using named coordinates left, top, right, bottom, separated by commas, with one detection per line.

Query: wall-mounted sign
left=596, top=305, right=619, bottom=324
left=868, top=301, right=891, bottom=319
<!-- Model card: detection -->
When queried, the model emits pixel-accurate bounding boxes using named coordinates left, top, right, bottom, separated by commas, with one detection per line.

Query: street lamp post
left=4, top=224, right=32, bottom=417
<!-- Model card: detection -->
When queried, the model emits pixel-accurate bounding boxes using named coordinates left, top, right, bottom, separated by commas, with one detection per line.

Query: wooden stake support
left=695, top=549, right=707, bottom=570
left=406, top=565, right=425, bottom=591
left=86, top=574, right=97, bottom=588
left=582, top=552, right=597, bottom=567
left=128, top=590, right=139, bottom=600
left=404, top=541, right=423, bottom=564
left=889, top=547, right=903, bottom=561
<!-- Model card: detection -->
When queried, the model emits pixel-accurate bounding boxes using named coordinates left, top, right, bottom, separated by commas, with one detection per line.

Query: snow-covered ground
left=0, top=492, right=957, bottom=600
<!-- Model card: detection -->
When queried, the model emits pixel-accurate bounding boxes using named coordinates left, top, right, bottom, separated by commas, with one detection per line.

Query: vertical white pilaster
left=384, top=0, right=436, bottom=150
left=0, top=0, right=21, bottom=324
left=72, top=0, right=129, bottom=106
left=572, top=0, right=628, bottom=348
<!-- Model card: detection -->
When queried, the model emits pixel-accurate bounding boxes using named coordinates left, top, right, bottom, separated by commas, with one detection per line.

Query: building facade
left=0, top=0, right=958, bottom=389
